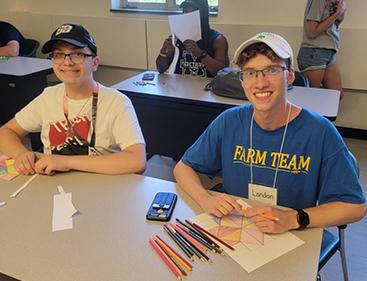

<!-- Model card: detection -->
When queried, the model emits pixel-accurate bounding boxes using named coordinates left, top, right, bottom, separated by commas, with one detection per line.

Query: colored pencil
left=191, top=222, right=235, bottom=251
left=153, top=237, right=187, bottom=276
left=243, top=207, right=280, bottom=221
left=163, top=225, right=194, bottom=260
left=166, top=224, right=205, bottom=262
left=169, top=224, right=211, bottom=262
left=149, top=238, right=182, bottom=280
left=154, top=235, right=192, bottom=271
left=170, top=223, right=207, bottom=253
left=176, top=219, right=219, bottom=253
left=184, top=219, right=223, bottom=252
left=175, top=222, right=217, bottom=253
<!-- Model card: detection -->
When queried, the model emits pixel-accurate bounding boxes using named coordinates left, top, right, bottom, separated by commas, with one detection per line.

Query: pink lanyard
left=62, top=82, right=99, bottom=146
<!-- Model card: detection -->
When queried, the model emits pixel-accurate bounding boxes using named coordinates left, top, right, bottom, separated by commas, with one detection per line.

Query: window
left=117, top=0, right=218, bottom=14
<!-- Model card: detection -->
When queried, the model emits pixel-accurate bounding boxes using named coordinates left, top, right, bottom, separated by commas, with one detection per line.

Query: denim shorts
left=297, top=47, right=337, bottom=71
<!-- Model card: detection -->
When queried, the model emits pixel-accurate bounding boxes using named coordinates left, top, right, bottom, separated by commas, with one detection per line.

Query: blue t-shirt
left=182, top=105, right=365, bottom=209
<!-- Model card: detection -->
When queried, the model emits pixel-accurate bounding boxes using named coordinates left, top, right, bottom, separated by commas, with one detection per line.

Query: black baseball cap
left=42, top=24, right=97, bottom=55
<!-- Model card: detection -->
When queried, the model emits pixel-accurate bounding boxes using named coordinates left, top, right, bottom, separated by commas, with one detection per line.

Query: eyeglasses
left=49, top=52, right=95, bottom=64
left=239, top=66, right=287, bottom=82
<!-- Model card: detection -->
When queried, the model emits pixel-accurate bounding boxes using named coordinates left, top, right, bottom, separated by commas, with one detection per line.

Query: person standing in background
left=0, top=21, right=25, bottom=56
left=156, top=0, right=229, bottom=77
left=297, top=0, right=346, bottom=99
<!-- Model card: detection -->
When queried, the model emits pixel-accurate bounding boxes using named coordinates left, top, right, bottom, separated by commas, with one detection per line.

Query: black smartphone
left=146, top=192, right=177, bottom=221
left=142, top=72, right=155, bottom=81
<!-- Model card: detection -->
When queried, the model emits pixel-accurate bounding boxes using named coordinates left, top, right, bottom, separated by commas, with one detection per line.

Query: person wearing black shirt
left=156, top=0, right=229, bottom=77
left=0, top=21, right=25, bottom=56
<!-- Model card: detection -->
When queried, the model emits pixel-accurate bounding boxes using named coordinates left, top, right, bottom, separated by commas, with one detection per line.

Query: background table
left=0, top=57, right=53, bottom=150
left=0, top=173, right=322, bottom=281
left=113, top=71, right=340, bottom=160
left=0, top=56, right=53, bottom=124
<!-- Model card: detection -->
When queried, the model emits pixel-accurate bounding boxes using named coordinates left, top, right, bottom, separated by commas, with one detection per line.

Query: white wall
left=2, top=0, right=367, bottom=130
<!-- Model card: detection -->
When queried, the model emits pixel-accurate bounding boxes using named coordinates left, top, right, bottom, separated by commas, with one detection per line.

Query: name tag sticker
left=248, top=183, right=277, bottom=205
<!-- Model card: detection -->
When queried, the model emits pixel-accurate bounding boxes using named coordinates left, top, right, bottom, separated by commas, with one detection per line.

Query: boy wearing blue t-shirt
left=174, top=32, right=365, bottom=233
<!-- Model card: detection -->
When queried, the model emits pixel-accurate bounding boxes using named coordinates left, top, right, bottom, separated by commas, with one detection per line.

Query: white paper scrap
left=168, top=10, right=201, bottom=42
left=57, top=185, right=77, bottom=217
left=0, top=201, right=6, bottom=207
left=52, top=192, right=73, bottom=232
left=10, top=174, right=38, bottom=198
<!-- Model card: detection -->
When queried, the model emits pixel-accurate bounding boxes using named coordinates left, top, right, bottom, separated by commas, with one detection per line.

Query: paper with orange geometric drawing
left=0, top=155, right=19, bottom=181
left=191, top=199, right=304, bottom=273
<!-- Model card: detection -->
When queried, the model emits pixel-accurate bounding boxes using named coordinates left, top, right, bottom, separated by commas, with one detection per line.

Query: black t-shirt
left=174, top=28, right=221, bottom=78
left=0, top=21, right=25, bottom=56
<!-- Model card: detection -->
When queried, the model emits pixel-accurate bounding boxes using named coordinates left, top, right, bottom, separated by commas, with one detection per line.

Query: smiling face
left=51, top=42, right=99, bottom=88
left=241, top=53, right=295, bottom=121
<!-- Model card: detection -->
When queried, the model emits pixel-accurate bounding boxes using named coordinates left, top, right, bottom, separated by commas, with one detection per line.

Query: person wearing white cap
left=297, top=0, right=346, bottom=99
left=174, top=32, right=365, bottom=234
left=0, top=24, right=146, bottom=176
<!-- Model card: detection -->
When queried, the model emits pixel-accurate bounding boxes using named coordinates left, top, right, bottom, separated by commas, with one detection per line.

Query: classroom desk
left=0, top=56, right=53, bottom=150
left=0, top=173, right=322, bottom=281
left=112, top=71, right=340, bottom=160
left=0, top=56, right=53, bottom=124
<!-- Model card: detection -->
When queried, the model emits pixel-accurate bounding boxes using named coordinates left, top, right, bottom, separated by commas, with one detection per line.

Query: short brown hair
left=235, top=43, right=291, bottom=69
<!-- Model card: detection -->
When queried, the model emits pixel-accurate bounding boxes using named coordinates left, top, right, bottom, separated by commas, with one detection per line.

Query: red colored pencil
left=191, top=222, right=235, bottom=251
left=149, top=238, right=182, bottom=280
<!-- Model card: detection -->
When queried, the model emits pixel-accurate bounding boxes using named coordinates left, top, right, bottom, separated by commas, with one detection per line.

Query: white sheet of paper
left=57, top=185, right=77, bottom=217
left=168, top=10, right=201, bottom=42
left=52, top=192, right=73, bottom=232
left=192, top=199, right=304, bottom=273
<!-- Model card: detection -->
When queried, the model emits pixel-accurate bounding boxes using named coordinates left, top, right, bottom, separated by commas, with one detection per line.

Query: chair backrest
left=293, top=71, right=309, bottom=87
left=318, top=150, right=359, bottom=281
left=22, top=38, right=40, bottom=57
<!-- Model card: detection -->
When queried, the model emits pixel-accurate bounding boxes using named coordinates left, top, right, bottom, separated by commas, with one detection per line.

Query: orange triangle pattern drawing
left=209, top=215, right=265, bottom=246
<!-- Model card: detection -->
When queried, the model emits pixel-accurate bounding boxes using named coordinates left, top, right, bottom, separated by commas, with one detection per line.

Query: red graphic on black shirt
left=49, top=115, right=91, bottom=154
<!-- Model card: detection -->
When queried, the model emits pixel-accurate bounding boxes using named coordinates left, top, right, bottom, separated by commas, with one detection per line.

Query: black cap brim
left=42, top=38, right=88, bottom=54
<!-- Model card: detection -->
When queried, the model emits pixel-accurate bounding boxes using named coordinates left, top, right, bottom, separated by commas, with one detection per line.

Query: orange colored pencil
left=243, top=207, right=280, bottom=221
left=149, top=238, right=182, bottom=280
left=154, top=238, right=187, bottom=277
left=154, top=235, right=192, bottom=271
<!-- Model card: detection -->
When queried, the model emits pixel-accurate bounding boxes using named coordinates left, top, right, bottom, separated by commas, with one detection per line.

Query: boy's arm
left=34, top=143, right=146, bottom=175
left=174, top=161, right=242, bottom=217
left=0, top=40, right=20, bottom=56
left=0, top=118, right=36, bottom=174
left=244, top=201, right=366, bottom=234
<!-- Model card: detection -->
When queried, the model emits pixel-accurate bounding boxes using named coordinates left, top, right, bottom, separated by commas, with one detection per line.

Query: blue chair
left=318, top=151, right=359, bottom=281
